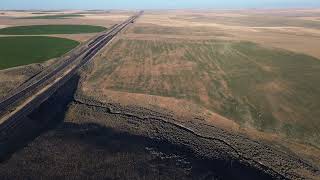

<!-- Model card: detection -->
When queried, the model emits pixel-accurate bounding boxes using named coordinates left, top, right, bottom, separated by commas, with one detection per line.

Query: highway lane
left=0, top=11, right=143, bottom=134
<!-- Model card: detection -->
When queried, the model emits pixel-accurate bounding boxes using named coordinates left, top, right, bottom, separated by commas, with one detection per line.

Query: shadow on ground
left=0, top=74, right=80, bottom=162
left=0, top=74, right=274, bottom=180
left=0, top=121, right=275, bottom=180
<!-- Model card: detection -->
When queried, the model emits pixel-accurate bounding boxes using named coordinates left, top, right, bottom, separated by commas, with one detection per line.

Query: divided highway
left=0, top=11, right=143, bottom=134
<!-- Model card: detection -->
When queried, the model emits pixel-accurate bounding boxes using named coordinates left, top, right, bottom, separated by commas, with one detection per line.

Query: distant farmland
left=0, top=25, right=107, bottom=35
left=0, top=36, right=79, bottom=69
left=88, top=39, right=320, bottom=147
left=19, top=14, right=84, bottom=19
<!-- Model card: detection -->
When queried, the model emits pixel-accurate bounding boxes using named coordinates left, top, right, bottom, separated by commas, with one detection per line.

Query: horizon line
left=1, top=7, right=320, bottom=11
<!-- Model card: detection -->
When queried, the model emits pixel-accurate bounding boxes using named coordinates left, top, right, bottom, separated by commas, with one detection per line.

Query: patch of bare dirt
left=0, top=25, right=8, bottom=29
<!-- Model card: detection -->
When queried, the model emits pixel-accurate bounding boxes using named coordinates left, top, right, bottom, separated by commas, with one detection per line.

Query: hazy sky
left=1, top=0, right=320, bottom=10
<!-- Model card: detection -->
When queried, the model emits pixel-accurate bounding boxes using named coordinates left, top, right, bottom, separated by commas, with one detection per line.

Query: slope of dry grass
left=85, top=38, right=320, bottom=148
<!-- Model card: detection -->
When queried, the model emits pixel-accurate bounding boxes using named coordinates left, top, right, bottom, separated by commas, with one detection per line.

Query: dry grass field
left=132, top=9, right=320, bottom=58
left=81, top=9, right=320, bottom=163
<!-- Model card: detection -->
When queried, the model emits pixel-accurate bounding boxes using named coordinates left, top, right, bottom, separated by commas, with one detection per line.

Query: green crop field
left=88, top=39, right=320, bottom=147
left=20, top=14, right=84, bottom=19
left=0, top=36, right=79, bottom=70
left=0, top=25, right=107, bottom=35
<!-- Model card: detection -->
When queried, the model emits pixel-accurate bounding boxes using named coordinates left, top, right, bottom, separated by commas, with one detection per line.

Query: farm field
left=135, top=10, right=320, bottom=59
left=0, top=36, right=79, bottom=70
left=0, top=25, right=107, bottom=35
left=0, top=10, right=132, bottom=23
left=19, top=14, right=84, bottom=19
left=0, top=10, right=133, bottom=89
